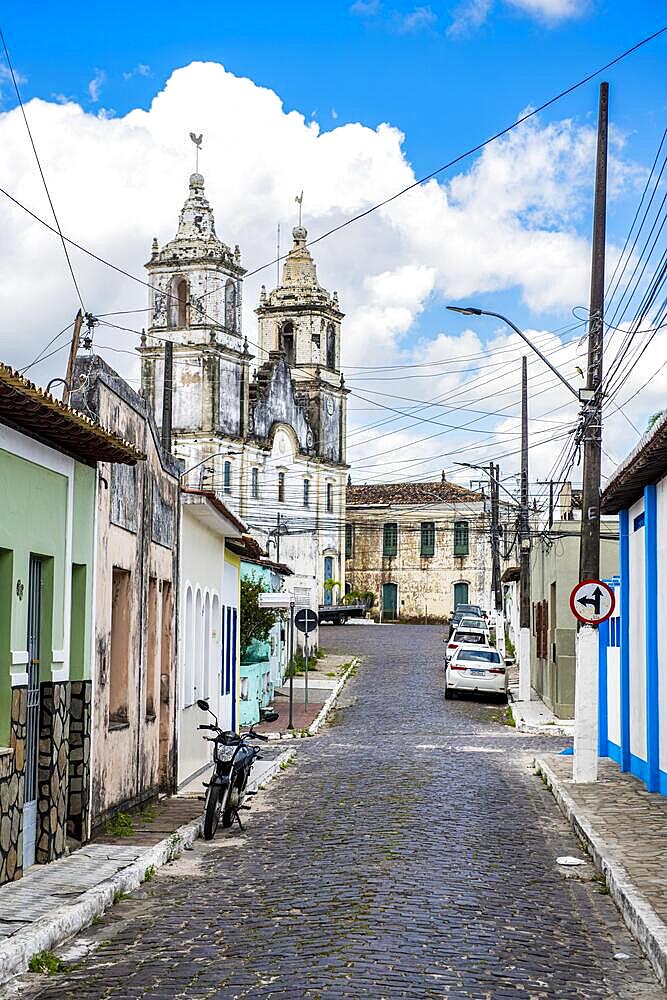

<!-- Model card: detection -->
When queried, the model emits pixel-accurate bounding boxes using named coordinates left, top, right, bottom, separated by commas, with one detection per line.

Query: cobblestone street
left=14, top=625, right=663, bottom=999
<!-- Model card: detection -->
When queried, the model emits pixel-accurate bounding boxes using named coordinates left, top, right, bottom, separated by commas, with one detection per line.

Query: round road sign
left=294, top=608, right=319, bottom=634
left=569, top=579, right=615, bottom=625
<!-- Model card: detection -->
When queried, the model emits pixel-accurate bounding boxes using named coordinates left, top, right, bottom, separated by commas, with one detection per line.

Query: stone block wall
left=36, top=682, right=71, bottom=864
left=67, top=681, right=91, bottom=842
left=0, top=687, right=27, bottom=885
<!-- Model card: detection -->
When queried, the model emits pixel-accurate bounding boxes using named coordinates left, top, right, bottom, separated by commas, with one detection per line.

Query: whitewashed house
left=599, top=413, right=667, bottom=795
left=177, top=489, right=245, bottom=789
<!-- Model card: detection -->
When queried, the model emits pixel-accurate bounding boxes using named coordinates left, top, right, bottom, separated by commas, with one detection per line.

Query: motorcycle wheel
left=221, top=780, right=240, bottom=828
left=203, top=782, right=224, bottom=840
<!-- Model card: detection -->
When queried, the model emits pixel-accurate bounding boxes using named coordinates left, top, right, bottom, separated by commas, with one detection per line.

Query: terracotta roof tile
left=346, top=480, right=483, bottom=506
left=0, top=363, right=143, bottom=465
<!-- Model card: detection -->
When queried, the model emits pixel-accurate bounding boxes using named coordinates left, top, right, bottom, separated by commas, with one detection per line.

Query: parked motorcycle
left=197, top=699, right=279, bottom=839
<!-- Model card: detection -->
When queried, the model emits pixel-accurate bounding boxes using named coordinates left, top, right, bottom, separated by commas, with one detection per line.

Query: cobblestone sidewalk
left=536, top=752, right=667, bottom=985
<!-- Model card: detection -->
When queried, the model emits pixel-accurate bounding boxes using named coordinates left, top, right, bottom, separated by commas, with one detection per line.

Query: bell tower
left=139, top=172, right=251, bottom=487
left=256, top=225, right=343, bottom=386
left=255, top=224, right=348, bottom=465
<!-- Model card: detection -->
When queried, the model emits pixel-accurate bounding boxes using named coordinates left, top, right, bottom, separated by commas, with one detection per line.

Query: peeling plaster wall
left=346, top=503, right=493, bottom=621
left=74, top=359, right=180, bottom=829
left=249, top=358, right=311, bottom=451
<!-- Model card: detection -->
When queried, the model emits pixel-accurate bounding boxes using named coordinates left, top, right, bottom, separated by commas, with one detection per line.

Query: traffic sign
left=294, top=608, right=319, bottom=634
left=569, top=579, right=615, bottom=624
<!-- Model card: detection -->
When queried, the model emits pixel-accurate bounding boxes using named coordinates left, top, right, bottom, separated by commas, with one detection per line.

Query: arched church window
left=225, top=279, right=236, bottom=332
left=171, top=277, right=189, bottom=328
left=326, top=323, right=335, bottom=370
left=279, top=321, right=295, bottom=366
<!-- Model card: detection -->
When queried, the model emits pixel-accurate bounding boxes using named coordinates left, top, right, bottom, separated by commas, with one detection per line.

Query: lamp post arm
left=482, top=310, right=579, bottom=400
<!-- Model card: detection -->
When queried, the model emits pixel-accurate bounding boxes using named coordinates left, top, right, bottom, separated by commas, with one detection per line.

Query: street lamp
left=446, top=306, right=583, bottom=401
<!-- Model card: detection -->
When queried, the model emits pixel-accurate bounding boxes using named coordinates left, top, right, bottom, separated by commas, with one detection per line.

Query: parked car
left=457, top=616, right=490, bottom=637
left=445, top=644, right=509, bottom=701
left=450, top=603, right=486, bottom=628
left=445, top=626, right=489, bottom=663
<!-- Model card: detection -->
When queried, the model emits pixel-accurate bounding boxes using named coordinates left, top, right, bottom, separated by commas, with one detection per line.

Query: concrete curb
left=0, top=816, right=201, bottom=986
left=0, top=746, right=294, bottom=987
left=263, top=657, right=359, bottom=741
left=535, top=754, right=667, bottom=987
left=247, top=747, right=296, bottom=791
left=308, top=657, right=359, bottom=735
left=509, top=708, right=574, bottom=738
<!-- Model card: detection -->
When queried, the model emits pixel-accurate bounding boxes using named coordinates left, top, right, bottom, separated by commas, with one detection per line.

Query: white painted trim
left=52, top=649, right=66, bottom=663
left=52, top=666, right=69, bottom=683
left=11, top=650, right=29, bottom=665
left=10, top=672, right=28, bottom=687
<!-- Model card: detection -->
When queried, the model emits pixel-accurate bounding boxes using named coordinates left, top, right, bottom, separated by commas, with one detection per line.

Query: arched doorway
left=382, top=583, right=398, bottom=620
left=453, top=581, right=469, bottom=609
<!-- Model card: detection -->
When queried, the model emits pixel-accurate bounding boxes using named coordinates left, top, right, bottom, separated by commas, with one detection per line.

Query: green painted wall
left=0, top=448, right=97, bottom=745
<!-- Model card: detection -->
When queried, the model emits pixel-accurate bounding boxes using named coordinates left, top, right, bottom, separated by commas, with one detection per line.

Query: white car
left=456, top=616, right=490, bottom=640
left=445, top=643, right=509, bottom=701
left=445, top=626, right=489, bottom=663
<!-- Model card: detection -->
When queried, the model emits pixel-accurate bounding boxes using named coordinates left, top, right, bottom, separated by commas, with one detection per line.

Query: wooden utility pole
left=519, top=355, right=531, bottom=702
left=579, top=81, right=609, bottom=584
left=574, top=82, right=609, bottom=785
left=62, top=309, right=84, bottom=404
left=161, top=341, right=173, bottom=454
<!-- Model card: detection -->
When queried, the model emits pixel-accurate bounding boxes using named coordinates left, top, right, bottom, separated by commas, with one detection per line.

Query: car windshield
left=459, top=617, right=485, bottom=629
left=457, top=605, right=483, bottom=615
left=453, top=631, right=485, bottom=644
left=457, top=649, right=502, bottom=663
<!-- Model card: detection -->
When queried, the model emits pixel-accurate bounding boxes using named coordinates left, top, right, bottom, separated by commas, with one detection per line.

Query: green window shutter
left=453, top=520, right=469, bottom=556
left=420, top=521, right=435, bottom=557
left=383, top=522, right=398, bottom=557
left=345, top=524, right=353, bottom=559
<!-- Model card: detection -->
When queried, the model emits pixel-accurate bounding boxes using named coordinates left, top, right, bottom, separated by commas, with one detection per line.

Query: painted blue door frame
left=323, top=556, right=334, bottom=605
left=599, top=486, right=665, bottom=796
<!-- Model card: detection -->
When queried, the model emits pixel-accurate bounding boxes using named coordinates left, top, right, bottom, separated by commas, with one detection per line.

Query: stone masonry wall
left=67, top=681, right=91, bottom=843
left=36, top=682, right=71, bottom=864
left=0, top=687, right=27, bottom=885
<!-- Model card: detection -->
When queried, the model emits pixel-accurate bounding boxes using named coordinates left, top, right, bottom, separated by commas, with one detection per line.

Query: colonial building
left=72, top=356, right=180, bottom=831
left=345, top=479, right=498, bottom=622
left=139, top=171, right=347, bottom=614
left=0, top=363, right=139, bottom=884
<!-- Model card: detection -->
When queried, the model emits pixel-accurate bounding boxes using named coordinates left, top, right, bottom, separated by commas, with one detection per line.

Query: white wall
left=628, top=497, right=647, bottom=762
left=657, top=477, right=667, bottom=775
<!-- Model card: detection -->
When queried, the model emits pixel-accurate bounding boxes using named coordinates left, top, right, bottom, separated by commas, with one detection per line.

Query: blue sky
left=1, top=1, right=666, bottom=483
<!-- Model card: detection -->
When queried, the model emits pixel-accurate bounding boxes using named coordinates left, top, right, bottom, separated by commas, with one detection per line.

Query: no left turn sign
left=569, top=579, right=615, bottom=625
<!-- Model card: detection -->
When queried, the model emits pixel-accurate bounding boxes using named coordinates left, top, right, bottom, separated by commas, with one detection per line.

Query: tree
left=647, top=410, right=664, bottom=432
left=240, top=576, right=277, bottom=656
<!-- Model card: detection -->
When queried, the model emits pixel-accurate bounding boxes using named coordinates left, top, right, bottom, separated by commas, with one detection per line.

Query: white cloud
left=0, top=60, right=645, bottom=482
left=395, top=5, right=437, bottom=32
left=87, top=69, right=106, bottom=103
left=0, top=64, right=27, bottom=105
left=449, top=0, right=587, bottom=34
left=123, top=64, right=152, bottom=81
left=505, top=0, right=586, bottom=20
left=331, top=108, right=339, bottom=120
left=350, top=0, right=381, bottom=14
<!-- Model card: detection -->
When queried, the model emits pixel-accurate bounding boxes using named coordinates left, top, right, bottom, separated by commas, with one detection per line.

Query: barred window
left=383, top=522, right=398, bottom=557
left=420, top=521, right=435, bottom=557
left=453, top=520, right=469, bottom=556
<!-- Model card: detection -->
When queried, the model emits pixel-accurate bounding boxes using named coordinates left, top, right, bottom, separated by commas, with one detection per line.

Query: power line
left=0, top=27, right=85, bottom=314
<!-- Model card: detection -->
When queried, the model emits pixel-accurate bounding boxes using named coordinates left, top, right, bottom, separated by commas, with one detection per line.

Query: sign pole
left=569, top=578, right=615, bottom=784
left=304, top=633, right=309, bottom=713
left=574, top=624, right=599, bottom=783
left=288, top=601, right=295, bottom=730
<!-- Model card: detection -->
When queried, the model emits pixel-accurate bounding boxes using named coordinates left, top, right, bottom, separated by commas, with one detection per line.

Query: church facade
left=139, top=172, right=348, bottom=611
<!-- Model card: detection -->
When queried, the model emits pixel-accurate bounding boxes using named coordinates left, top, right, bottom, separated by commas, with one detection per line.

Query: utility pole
left=62, top=309, right=84, bottom=405
left=575, top=81, right=609, bottom=784
left=489, top=462, right=505, bottom=657
left=276, top=512, right=281, bottom=564
left=161, top=340, right=174, bottom=455
left=519, top=355, right=531, bottom=703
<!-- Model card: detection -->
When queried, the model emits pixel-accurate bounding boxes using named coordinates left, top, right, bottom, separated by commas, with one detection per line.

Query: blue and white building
left=599, top=413, right=667, bottom=795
